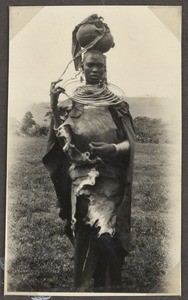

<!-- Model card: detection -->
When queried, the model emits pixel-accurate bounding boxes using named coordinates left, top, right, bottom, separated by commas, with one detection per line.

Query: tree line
left=9, top=111, right=171, bottom=144
left=9, top=111, right=48, bottom=137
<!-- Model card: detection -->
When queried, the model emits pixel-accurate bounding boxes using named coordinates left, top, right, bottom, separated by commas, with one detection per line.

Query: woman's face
left=83, top=53, right=106, bottom=84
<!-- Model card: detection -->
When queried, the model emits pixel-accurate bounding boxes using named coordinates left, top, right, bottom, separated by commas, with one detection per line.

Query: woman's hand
left=89, top=142, right=116, bottom=159
left=50, top=79, right=65, bottom=110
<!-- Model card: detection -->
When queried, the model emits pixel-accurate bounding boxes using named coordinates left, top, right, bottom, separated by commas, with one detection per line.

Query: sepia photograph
left=5, top=5, right=181, bottom=296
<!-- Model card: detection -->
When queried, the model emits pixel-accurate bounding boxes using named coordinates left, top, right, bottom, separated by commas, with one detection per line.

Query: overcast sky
left=8, top=6, right=181, bottom=120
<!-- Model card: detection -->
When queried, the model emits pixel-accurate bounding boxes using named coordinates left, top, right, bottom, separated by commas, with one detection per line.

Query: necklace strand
left=62, top=80, right=125, bottom=107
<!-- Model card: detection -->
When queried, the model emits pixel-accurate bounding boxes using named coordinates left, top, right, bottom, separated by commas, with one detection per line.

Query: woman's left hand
left=89, top=142, right=116, bottom=159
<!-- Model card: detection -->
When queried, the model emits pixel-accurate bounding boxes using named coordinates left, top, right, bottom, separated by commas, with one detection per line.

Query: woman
left=43, top=50, right=135, bottom=292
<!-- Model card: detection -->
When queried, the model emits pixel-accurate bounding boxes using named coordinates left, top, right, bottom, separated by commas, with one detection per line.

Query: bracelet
left=113, top=141, right=130, bottom=155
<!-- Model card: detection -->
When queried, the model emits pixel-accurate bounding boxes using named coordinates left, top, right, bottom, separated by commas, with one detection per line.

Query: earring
left=80, top=70, right=85, bottom=82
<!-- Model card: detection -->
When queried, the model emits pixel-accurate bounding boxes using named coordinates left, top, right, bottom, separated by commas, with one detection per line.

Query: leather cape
left=42, top=99, right=135, bottom=254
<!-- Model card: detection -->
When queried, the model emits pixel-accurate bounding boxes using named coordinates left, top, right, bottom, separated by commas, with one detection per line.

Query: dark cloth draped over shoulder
left=42, top=100, right=72, bottom=221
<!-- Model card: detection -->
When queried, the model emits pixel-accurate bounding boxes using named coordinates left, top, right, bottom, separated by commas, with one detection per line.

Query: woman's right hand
left=50, top=79, right=65, bottom=110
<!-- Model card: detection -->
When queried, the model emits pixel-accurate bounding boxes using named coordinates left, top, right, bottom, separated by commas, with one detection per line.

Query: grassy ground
left=6, top=136, right=174, bottom=293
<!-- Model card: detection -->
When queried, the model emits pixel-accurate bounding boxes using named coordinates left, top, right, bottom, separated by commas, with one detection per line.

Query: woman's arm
left=89, top=140, right=130, bottom=159
left=50, top=80, right=65, bottom=129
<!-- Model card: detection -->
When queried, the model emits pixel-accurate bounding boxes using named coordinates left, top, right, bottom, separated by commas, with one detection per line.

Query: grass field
left=5, top=136, right=179, bottom=294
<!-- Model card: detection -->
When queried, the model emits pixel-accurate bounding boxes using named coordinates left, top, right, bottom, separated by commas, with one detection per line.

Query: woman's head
left=82, top=50, right=106, bottom=84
